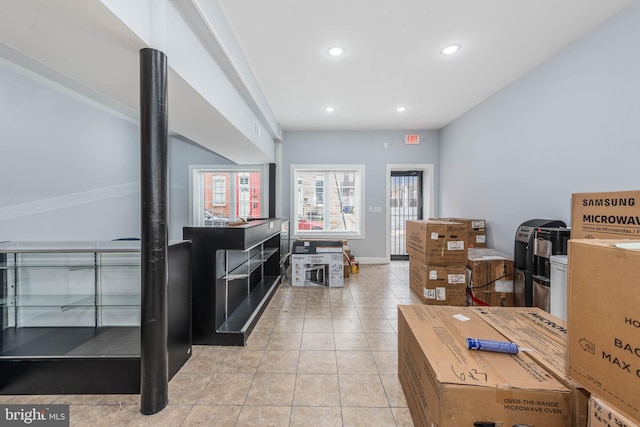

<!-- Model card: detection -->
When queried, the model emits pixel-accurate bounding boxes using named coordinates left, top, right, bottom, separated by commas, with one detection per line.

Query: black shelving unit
left=184, top=218, right=282, bottom=345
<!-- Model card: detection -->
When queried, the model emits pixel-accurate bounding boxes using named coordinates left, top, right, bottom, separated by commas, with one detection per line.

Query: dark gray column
left=139, top=47, right=169, bottom=415
left=268, top=163, right=276, bottom=218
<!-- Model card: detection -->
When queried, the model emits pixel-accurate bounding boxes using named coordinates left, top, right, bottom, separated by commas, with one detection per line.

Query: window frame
left=189, top=164, right=269, bottom=226
left=290, top=164, right=365, bottom=239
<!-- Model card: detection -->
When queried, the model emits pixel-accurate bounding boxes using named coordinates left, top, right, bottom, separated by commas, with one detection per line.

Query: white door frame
left=385, top=164, right=435, bottom=262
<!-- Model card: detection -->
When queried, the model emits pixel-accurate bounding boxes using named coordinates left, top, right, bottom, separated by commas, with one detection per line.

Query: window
left=190, top=165, right=269, bottom=226
left=291, top=165, right=364, bottom=237
left=211, top=175, right=226, bottom=206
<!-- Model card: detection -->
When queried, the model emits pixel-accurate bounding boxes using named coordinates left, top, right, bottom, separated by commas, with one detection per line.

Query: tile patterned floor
left=0, top=261, right=420, bottom=426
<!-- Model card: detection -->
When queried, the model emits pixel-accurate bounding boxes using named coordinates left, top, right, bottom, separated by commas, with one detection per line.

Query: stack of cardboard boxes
left=406, top=218, right=516, bottom=307
left=406, top=219, right=468, bottom=306
left=565, top=190, right=640, bottom=426
left=400, top=190, right=640, bottom=427
left=442, top=217, right=516, bottom=307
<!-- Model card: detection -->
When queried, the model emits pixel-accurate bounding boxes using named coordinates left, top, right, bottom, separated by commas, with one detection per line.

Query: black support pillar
left=268, top=163, right=276, bottom=218
left=139, top=47, right=169, bottom=415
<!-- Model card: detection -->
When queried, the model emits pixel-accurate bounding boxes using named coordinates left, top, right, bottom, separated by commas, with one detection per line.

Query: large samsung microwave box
left=472, top=307, right=589, bottom=427
left=571, top=190, right=640, bottom=239
left=398, top=305, right=571, bottom=427
left=406, top=219, right=467, bottom=265
left=567, top=239, right=640, bottom=424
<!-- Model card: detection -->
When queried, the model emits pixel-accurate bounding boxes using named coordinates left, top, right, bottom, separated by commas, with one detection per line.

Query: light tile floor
left=1, top=261, right=420, bottom=426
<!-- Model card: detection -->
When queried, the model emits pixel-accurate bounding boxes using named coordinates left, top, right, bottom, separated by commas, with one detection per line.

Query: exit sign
left=404, top=134, right=420, bottom=145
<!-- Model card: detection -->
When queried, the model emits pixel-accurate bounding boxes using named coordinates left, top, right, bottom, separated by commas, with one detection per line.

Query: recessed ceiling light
left=327, top=46, right=345, bottom=57
left=396, top=106, right=407, bottom=112
left=325, top=106, right=336, bottom=113
left=441, top=44, right=461, bottom=55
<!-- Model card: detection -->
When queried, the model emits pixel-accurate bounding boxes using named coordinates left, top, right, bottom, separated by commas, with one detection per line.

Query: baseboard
left=354, top=257, right=389, bottom=264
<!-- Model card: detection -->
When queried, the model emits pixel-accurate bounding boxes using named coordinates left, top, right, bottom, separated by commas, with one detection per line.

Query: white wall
left=0, top=62, right=231, bottom=241
left=98, top=0, right=278, bottom=163
left=439, top=2, right=640, bottom=254
left=282, top=130, right=440, bottom=260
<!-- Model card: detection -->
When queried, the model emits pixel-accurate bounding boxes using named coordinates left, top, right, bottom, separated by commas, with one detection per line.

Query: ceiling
left=0, top=0, right=633, bottom=157
left=218, top=0, right=633, bottom=131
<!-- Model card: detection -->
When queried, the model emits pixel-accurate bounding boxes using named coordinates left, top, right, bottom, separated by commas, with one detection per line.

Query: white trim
left=0, top=182, right=139, bottom=221
left=354, top=257, right=389, bottom=265
left=290, top=164, right=366, bottom=240
left=275, top=141, right=284, bottom=219
left=385, top=164, right=435, bottom=262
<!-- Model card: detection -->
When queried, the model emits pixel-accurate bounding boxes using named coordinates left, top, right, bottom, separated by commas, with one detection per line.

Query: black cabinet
left=184, top=219, right=281, bottom=345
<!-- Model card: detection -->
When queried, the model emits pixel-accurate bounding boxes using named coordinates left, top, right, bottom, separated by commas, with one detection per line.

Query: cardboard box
left=342, top=242, right=350, bottom=278
left=475, top=291, right=515, bottom=307
left=445, top=217, right=487, bottom=248
left=567, top=239, right=640, bottom=424
left=467, top=247, right=514, bottom=289
left=589, top=395, right=639, bottom=427
left=472, top=307, right=589, bottom=427
left=291, top=240, right=343, bottom=254
left=471, top=307, right=567, bottom=344
left=571, top=190, right=640, bottom=239
left=398, top=305, right=571, bottom=427
left=409, top=259, right=467, bottom=306
left=291, top=253, right=343, bottom=287
left=406, top=219, right=468, bottom=265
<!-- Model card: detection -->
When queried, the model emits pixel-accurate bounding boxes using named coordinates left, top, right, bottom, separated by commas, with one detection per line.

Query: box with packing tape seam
left=567, top=239, right=640, bottom=424
left=406, top=219, right=468, bottom=265
left=409, top=259, right=467, bottom=306
left=443, top=217, right=487, bottom=248
left=471, top=307, right=589, bottom=427
left=398, top=305, right=571, bottom=427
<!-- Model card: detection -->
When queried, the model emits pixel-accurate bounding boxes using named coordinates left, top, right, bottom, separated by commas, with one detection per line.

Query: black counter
left=184, top=219, right=281, bottom=345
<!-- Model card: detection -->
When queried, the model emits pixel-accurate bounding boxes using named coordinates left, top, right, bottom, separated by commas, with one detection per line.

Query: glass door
left=390, top=171, right=423, bottom=260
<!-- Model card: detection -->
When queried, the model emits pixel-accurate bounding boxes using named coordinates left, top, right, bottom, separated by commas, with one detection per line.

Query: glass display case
left=0, top=241, right=192, bottom=394
left=279, top=219, right=291, bottom=270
